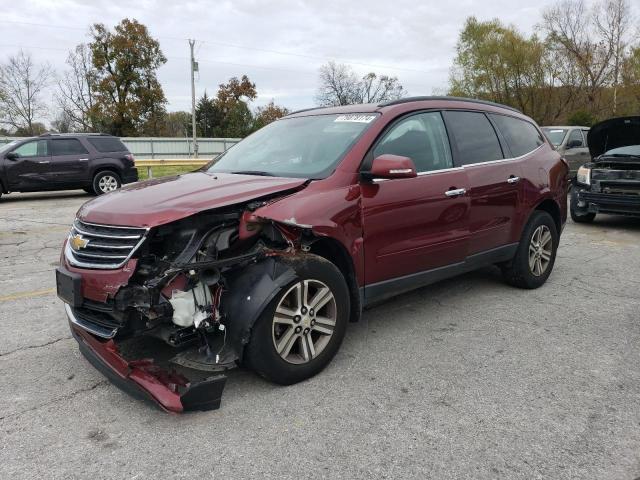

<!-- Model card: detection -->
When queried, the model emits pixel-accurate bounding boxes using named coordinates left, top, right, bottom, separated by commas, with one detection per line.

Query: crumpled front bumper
left=67, top=307, right=227, bottom=413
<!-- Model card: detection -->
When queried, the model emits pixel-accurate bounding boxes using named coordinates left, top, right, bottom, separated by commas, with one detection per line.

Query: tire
left=92, top=170, right=121, bottom=195
left=502, top=211, right=559, bottom=289
left=244, top=254, right=350, bottom=385
left=570, top=199, right=596, bottom=223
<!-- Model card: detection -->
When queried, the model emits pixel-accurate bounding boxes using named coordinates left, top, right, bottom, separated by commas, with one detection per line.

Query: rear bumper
left=67, top=311, right=227, bottom=413
left=575, top=189, right=640, bottom=216
left=122, top=168, right=139, bottom=184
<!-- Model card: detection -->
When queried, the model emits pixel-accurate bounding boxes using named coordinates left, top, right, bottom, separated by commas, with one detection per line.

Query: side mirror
left=364, top=154, right=417, bottom=180
left=5, top=152, right=18, bottom=160
left=566, top=139, right=582, bottom=149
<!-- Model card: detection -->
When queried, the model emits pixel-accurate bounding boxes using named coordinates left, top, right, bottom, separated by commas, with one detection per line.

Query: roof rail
left=378, top=96, right=521, bottom=113
left=39, top=132, right=111, bottom=137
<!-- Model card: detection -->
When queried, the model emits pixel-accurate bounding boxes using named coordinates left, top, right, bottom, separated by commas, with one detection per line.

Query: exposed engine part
left=168, top=281, right=213, bottom=328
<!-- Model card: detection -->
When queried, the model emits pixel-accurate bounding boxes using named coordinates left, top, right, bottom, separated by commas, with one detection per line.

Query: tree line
left=0, top=0, right=638, bottom=137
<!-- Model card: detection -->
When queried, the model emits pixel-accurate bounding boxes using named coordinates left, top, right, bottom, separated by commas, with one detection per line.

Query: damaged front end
left=57, top=198, right=309, bottom=412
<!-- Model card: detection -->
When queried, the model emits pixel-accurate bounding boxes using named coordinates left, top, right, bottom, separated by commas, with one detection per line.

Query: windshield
left=0, top=141, right=18, bottom=154
left=208, top=113, right=379, bottom=179
left=603, top=145, right=640, bottom=156
left=542, top=128, right=568, bottom=146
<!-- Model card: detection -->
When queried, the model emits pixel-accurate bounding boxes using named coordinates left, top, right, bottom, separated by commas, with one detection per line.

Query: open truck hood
left=77, top=172, right=307, bottom=227
left=588, top=116, right=640, bottom=158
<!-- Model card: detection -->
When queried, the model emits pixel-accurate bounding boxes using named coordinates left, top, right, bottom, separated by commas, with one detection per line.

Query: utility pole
left=189, top=39, right=198, bottom=158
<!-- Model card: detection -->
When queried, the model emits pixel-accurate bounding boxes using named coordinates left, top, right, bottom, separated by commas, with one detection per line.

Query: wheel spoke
left=302, top=280, right=310, bottom=307
left=276, top=327, right=296, bottom=355
left=306, top=335, right=316, bottom=359
left=540, top=251, right=551, bottom=261
left=314, top=316, right=336, bottom=326
left=529, top=252, right=537, bottom=271
left=540, top=230, right=552, bottom=249
left=299, top=336, right=310, bottom=362
left=536, top=257, right=543, bottom=275
left=308, top=287, right=332, bottom=311
left=273, top=315, right=295, bottom=326
left=293, top=283, right=303, bottom=310
left=313, top=325, right=333, bottom=335
left=276, top=305, right=297, bottom=318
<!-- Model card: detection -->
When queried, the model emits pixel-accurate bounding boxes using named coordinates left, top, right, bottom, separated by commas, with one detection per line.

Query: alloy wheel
left=271, top=279, right=337, bottom=364
left=98, top=175, right=119, bottom=193
left=528, top=225, right=553, bottom=276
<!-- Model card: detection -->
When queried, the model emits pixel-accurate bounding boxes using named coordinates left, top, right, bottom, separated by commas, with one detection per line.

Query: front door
left=4, top=139, right=51, bottom=191
left=563, top=128, right=589, bottom=175
left=360, top=111, right=470, bottom=287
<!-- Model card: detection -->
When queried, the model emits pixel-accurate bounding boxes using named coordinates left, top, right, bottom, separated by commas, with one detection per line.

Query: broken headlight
left=576, top=166, right=591, bottom=186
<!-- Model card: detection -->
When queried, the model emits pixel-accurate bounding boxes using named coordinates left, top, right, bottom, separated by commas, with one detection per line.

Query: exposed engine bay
left=61, top=194, right=320, bottom=412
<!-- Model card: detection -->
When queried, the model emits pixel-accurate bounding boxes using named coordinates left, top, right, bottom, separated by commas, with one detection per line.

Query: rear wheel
left=92, top=170, right=121, bottom=195
left=245, top=255, right=349, bottom=385
left=502, top=211, right=559, bottom=289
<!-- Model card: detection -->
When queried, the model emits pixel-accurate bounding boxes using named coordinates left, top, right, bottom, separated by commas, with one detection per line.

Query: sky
left=2, top=0, right=604, bottom=123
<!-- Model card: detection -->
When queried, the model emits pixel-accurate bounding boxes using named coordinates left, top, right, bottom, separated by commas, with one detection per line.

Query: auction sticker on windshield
left=334, top=114, right=377, bottom=123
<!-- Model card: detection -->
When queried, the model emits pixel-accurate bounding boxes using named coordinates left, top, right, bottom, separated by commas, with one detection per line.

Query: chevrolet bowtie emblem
left=70, top=234, right=89, bottom=251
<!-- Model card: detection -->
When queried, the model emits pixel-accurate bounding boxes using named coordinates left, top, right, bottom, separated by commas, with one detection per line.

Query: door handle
left=507, top=176, right=520, bottom=184
left=78, top=158, right=89, bottom=162
left=445, top=188, right=466, bottom=197
left=38, top=161, right=50, bottom=164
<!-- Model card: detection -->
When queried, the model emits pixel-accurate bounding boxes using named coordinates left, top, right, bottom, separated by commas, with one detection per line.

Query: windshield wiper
left=230, top=170, right=275, bottom=176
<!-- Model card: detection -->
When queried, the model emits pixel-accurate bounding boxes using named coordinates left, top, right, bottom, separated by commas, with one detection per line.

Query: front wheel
left=502, top=211, right=559, bottom=289
left=245, top=255, right=349, bottom=385
left=92, top=170, right=121, bottom=195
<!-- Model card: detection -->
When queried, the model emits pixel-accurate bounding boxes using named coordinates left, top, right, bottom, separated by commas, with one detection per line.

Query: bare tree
left=541, top=0, right=634, bottom=115
left=316, top=61, right=405, bottom=106
left=0, top=50, right=53, bottom=135
left=56, top=44, right=96, bottom=132
left=594, top=0, right=632, bottom=113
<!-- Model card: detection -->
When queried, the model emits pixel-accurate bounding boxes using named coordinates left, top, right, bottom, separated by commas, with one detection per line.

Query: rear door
left=50, top=138, right=91, bottom=186
left=4, top=139, right=51, bottom=190
left=443, top=110, right=521, bottom=255
left=360, top=111, right=470, bottom=286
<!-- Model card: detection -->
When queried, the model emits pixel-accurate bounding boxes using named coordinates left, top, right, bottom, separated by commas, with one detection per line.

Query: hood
left=77, top=172, right=307, bottom=227
left=588, top=116, right=640, bottom=158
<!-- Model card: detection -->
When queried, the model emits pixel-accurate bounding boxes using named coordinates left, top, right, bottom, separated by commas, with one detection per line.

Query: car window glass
left=51, top=139, right=89, bottom=156
left=443, top=111, right=503, bottom=165
left=373, top=112, right=453, bottom=172
left=489, top=114, right=545, bottom=157
left=13, top=140, right=48, bottom=157
left=88, top=137, right=127, bottom=152
left=567, top=129, right=584, bottom=147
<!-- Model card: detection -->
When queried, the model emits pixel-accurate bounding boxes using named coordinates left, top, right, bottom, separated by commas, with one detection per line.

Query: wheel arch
left=308, top=236, right=362, bottom=323
left=533, top=197, right=562, bottom=234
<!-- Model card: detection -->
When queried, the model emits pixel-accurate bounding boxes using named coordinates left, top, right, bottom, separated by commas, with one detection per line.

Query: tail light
left=124, top=153, right=135, bottom=165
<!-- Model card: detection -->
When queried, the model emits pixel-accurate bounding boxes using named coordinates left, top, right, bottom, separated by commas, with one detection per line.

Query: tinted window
left=567, top=129, right=584, bottom=147
left=13, top=140, right=48, bottom=157
left=490, top=114, right=545, bottom=157
left=444, top=111, right=503, bottom=165
left=88, top=137, right=128, bottom=152
left=373, top=112, right=453, bottom=172
left=51, top=139, right=88, bottom=155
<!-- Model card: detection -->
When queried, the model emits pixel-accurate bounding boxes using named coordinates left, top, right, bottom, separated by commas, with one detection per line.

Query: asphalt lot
left=1, top=190, right=639, bottom=480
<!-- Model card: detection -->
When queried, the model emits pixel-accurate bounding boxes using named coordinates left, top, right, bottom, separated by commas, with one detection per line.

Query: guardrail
left=135, top=159, right=210, bottom=178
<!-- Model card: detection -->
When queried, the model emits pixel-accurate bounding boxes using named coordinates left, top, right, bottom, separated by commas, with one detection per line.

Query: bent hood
left=77, top=172, right=307, bottom=227
left=588, top=116, right=640, bottom=158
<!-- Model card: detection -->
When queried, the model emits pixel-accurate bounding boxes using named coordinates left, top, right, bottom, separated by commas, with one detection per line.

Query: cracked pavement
left=1, top=190, right=639, bottom=480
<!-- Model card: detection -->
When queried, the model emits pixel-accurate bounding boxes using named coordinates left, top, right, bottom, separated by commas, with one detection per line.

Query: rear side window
left=87, top=137, right=128, bottom=152
left=490, top=114, right=545, bottom=157
left=373, top=112, right=453, bottom=172
left=51, top=139, right=88, bottom=155
left=443, top=111, right=503, bottom=165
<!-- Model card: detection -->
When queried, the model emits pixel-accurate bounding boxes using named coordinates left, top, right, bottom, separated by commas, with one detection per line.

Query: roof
left=285, top=96, right=524, bottom=118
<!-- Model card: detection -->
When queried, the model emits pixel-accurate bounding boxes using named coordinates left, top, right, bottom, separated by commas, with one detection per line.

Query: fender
left=220, top=256, right=297, bottom=360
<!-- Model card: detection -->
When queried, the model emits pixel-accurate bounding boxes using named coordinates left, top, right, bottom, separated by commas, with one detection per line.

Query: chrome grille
left=65, top=219, right=148, bottom=269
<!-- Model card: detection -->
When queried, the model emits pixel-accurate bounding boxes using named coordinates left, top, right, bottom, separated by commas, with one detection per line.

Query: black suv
left=0, top=133, right=138, bottom=199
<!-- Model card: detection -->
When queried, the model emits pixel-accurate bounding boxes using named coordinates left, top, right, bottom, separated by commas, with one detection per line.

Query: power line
left=1, top=19, right=434, bottom=75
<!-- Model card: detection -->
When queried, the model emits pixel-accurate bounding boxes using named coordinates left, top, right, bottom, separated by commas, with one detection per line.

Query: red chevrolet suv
left=56, top=97, right=568, bottom=412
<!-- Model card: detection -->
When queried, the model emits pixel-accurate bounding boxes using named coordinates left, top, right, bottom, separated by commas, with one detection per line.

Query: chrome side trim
left=64, top=303, right=117, bottom=339
left=461, top=144, right=544, bottom=169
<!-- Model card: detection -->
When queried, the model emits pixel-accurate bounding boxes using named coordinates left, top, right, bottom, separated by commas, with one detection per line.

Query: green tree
left=253, top=100, right=289, bottom=130
left=210, top=75, right=257, bottom=137
left=88, top=18, right=167, bottom=136
left=195, top=91, right=220, bottom=137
